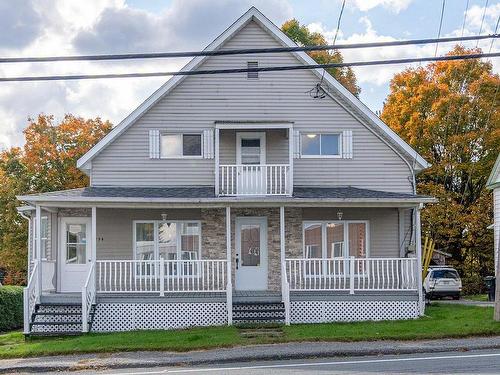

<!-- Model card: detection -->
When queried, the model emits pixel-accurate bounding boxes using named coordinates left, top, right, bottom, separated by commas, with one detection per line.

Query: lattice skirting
left=290, top=300, right=419, bottom=323
left=92, top=302, right=227, bottom=332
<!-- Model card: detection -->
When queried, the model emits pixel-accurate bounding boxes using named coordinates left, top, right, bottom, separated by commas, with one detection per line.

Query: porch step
left=232, top=302, right=285, bottom=324
left=28, top=303, right=97, bottom=336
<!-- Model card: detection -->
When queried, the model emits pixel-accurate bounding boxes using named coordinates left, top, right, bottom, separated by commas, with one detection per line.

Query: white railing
left=219, top=164, right=290, bottom=196
left=285, top=257, right=418, bottom=292
left=96, top=259, right=227, bottom=294
left=23, top=262, right=39, bottom=334
left=81, top=262, right=96, bottom=332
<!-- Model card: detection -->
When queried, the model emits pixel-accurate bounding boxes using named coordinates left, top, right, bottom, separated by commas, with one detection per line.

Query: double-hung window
left=304, top=221, right=368, bottom=258
left=161, top=134, right=202, bottom=158
left=135, top=221, right=201, bottom=276
left=303, top=221, right=368, bottom=276
left=301, top=133, right=340, bottom=157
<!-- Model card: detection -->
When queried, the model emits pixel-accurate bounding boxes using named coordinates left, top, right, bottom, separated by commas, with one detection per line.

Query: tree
left=381, top=46, right=500, bottom=292
left=0, top=115, right=112, bottom=284
left=281, top=19, right=360, bottom=96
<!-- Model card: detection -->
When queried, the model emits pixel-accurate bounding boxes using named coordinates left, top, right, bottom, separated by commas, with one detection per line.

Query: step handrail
left=81, top=262, right=96, bottom=333
left=23, top=262, right=39, bottom=334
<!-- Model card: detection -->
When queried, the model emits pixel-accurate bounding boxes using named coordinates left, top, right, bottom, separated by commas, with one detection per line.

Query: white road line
left=108, top=352, right=500, bottom=374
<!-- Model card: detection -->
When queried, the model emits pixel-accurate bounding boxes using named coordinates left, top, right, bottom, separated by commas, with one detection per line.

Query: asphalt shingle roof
left=19, top=186, right=429, bottom=201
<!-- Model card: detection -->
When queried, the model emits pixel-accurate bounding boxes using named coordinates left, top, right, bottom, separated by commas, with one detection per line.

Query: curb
left=2, top=337, right=500, bottom=373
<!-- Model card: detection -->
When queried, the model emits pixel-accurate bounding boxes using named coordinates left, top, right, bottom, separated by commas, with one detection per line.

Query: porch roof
left=17, top=186, right=434, bottom=207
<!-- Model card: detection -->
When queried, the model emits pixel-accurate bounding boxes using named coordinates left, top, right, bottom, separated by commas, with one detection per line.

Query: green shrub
left=0, top=286, right=24, bottom=332
left=461, top=274, right=486, bottom=295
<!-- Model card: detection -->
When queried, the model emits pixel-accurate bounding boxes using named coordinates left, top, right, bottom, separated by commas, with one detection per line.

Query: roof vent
left=247, top=61, right=258, bottom=79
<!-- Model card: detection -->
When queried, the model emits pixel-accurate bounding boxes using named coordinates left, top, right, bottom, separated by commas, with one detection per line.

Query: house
left=18, top=7, right=433, bottom=335
left=487, top=153, right=500, bottom=275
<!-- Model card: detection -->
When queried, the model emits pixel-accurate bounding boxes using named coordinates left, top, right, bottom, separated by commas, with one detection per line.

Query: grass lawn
left=1, top=304, right=499, bottom=359
left=463, top=294, right=489, bottom=302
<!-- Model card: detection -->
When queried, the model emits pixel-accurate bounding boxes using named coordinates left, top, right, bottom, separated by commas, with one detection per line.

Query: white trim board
left=76, top=7, right=429, bottom=172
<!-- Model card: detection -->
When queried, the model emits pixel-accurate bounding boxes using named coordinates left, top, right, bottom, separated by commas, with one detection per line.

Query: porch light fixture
left=337, top=210, right=343, bottom=221
left=306, top=134, right=317, bottom=139
left=161, top=213, right=168, bottom=221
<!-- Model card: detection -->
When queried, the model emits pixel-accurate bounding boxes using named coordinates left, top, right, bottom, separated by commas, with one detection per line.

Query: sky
left=0, top=0, right=499, bottom=150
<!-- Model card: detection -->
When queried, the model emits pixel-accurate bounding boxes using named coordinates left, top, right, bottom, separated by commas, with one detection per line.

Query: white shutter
left=293, top=130, right=301, bottom=158
left=342, top=130, right=353, bottom=159
left=149, top=129, right=160, bottom=159
left=203, top=128, right=214, bottom=159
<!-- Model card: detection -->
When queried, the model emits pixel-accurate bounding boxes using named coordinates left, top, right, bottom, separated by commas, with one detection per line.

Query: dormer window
left=247, top=61, right=258, bottom=79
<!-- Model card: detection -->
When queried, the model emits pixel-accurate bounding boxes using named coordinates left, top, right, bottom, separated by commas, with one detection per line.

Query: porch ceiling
left=17, top=186, right=435, bottom=208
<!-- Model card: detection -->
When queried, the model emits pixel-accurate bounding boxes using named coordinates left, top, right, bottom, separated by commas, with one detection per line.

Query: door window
left=240, top=224, right=261, bottom=266
left=66, top=223, right=87, bottom=264
left=240, top=138, right=261, bottom=165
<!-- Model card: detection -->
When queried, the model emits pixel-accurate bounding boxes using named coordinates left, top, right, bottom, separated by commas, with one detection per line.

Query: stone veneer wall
left=201, top=207, right=303, bottom=291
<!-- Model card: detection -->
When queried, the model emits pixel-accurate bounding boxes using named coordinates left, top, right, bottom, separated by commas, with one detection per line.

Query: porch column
left=91, top=207, right=97, bottom=263
left=280, top=206, right=291, bottom=325
left=35, top=205, right=42, bottom=298
left=398, top=208, right=405, bottom=258
left=415, top=204, right=424, bottom=315
left=280, top=206, right=285, bottom=267
left=225, top=206, right=232, bottom=325
left=215, top=128, right=220, bottom=196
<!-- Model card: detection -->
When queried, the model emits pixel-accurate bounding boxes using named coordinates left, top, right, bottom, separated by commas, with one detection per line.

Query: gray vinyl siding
left=96, top=208, right=202, bottom=260
left=90, top=21, right=413, bottom=193
left=302, top=207, right=400, bottom=257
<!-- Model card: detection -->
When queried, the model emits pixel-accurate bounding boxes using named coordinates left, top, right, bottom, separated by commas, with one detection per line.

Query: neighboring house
left=18, top=7, right=433, bottom=335
left=487, top=153, right=500, bottom=276
left=431, top=249, right=452, bottom=266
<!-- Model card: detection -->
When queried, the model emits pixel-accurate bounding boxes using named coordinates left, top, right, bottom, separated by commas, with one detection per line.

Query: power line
left=476, top=0, right=489, bottom=47
left=1, top=52, right=498, bottom=82
left=461, top=0, right=470, bottom=37
left=435, top=0, right=446, bottom=56
left=0, top=34, right=497, bottom=64
left=333, top=0, right=346, bottom=45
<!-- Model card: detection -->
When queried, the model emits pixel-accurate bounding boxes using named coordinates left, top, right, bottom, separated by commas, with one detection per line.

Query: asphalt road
left=51, top=349, right=500, bottom=375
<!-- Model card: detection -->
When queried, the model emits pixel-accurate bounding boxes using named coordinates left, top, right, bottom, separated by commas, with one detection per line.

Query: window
left=301, top=133, right=340, bottom=157
left=240, top=138, right=261, bottom=165
left=303, top=221, right=368, bottom=258
left=134, top=221, right=201, bottom=275
left=65, top=223, right=87, bottom=264
left=247, top=61, right=258, bottom=79
left=40, top=216, right=48, bottom=259
left=161, top=134, right=202, bottom=158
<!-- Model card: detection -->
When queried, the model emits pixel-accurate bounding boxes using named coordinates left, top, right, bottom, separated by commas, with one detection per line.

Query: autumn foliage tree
left=0, top=115, right=111, bottom=284
left=281, top=19, right=360, bottom=96
left=381, top=46, right=500, bottom=292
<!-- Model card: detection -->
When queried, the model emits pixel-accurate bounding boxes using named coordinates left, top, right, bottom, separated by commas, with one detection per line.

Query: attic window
left=247, top=61, right=258, bottom=79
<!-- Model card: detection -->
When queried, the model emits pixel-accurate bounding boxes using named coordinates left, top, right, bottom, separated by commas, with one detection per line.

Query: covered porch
left=19, top=186, right=432, bottom=333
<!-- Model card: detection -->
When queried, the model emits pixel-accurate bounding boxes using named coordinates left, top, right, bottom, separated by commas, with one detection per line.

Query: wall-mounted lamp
left=161, top=213, right=168, bottom=221
left=337, top=210, right=343, bottom=221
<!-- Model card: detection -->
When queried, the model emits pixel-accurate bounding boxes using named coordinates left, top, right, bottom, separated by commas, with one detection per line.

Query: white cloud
left=350, top=0, right=413, bottom=13
left=0, top=0, right=292, bottom=150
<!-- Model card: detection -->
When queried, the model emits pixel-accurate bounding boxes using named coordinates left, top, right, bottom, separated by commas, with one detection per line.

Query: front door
left=236, top=132, right=266, bottom=195
left=59, top=217, right=92, bottom=292
left=235, top=217, right=268, bottom=290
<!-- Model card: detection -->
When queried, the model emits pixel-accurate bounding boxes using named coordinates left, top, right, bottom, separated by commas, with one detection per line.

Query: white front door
left=235, top=217, right=268, bottom=290
left=59, top=217, right=92, bottom=292
left=236, top=132, right=266, bottom=195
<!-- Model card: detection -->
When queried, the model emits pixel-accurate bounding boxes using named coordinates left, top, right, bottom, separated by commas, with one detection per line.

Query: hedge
left=0, top=286, right=24, bottom=332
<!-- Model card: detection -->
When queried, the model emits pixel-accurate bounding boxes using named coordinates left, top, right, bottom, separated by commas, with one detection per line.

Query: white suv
left=424, top=267, right=462, bottom=300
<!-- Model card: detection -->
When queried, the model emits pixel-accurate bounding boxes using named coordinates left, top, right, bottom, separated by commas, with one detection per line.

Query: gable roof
left=487, top=153, right=500, bottom=189
left=77, top=7, right=430, bottom=171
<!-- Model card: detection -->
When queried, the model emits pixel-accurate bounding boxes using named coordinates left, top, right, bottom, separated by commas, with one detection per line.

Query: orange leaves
left=0, top=114, right=112, bottom=284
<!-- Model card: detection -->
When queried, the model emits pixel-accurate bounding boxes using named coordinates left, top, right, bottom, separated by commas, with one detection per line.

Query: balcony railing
left=219, top=164, right=290, bottom=196
left=285, top=257, right=418, bottom=292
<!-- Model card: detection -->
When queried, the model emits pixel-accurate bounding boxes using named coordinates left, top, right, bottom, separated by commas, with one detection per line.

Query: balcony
left=219, top=164, right=291, bottom=196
